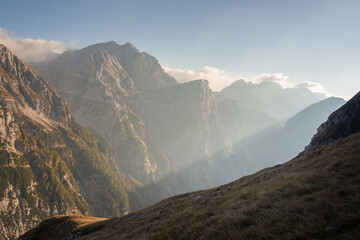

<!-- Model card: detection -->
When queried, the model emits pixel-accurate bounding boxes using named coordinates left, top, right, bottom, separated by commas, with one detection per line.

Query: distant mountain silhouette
left=221, top=79, right=326, bottom=121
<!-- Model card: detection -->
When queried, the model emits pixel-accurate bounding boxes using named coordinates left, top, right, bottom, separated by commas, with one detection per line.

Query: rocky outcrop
left=306, top=92, right=360, bottom=151
left=0, top=44, right=130, bottom=239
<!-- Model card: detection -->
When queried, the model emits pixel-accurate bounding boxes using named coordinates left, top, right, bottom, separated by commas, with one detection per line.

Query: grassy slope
left=20, top=131, right=360, bottom=239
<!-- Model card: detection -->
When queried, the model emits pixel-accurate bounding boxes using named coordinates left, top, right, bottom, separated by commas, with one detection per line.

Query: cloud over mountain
left=163, top=65, right=237, bottom=91
left=0, top=28, right=74, bottom=62
left=252, top=73, right=328, bottom=95
left=252, top=73, right=290, bottom=86
left=293, top=81, right=327, bottom=94
left=164, top=65, right=328, bottom=95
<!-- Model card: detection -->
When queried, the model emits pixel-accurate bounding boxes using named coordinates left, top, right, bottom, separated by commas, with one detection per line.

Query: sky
left=1, top=0, right=360, bottom=99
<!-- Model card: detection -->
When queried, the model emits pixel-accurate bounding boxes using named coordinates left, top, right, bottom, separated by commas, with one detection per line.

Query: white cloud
left=251, top=73, right=327, bottom=94
left=251, top=73, right=291, bottom=88
left=164, top=65, right=328, bottom=95
left=293, top=81, right=328, bottom=94
left=163, top=66, right=238, bottom=91
left=0, top=28, right=74, bottom=62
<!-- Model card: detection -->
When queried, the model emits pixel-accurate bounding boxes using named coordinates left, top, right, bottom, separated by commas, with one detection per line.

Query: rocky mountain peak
left=306, top=91, right=360, bottom=151
left=1, top=43, right=29, bottom=74
left=0, top=45, right=71, bottom=125
left=84, top=41, right=140, bottom=55
left=230, top=79, right=247, bottom=86
left=187, top=78, right=209, bottom=88
left=0, top=44, right=6, bottom=53
left=123, top=41, right=138, bottom=50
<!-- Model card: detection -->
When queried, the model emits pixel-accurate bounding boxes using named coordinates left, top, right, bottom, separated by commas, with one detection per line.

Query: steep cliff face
left=306, top=91, right=360, bottom=152
left=128, top=79, right=231, bottom=169
left=33, top=42, right=174, bottom=186
left=110, top=42, right=177, bottom=90
left=0, top=45, right=130, bottom=239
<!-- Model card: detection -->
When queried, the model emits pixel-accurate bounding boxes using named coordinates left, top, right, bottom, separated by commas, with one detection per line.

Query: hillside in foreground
left=20, top=128, right=360, bottom=239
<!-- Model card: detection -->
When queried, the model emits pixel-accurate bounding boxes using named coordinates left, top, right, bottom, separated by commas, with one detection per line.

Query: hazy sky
left=1, top=0, right=359, bottom=99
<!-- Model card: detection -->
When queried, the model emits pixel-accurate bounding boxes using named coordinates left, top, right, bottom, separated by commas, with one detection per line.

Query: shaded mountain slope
left=0, top=45, right=130, bottom=239
left=20, top=128, right=360, bottom=240
left=284, top=97, right=345, bottom=141
left=306, top=91, right=360, bottom=151
left=274, top=97, right=345, bottom=160
left=223, top=96, right=345, bottom=179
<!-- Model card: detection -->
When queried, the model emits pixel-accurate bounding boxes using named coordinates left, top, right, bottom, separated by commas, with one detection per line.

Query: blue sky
left=1, top=0, right=360, bottom=99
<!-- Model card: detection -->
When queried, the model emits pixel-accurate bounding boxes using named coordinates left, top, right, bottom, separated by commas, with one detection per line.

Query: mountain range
left=32, top=41, right=336, bottom=194
left=220, top=79, right=326, bottom=122
left=20, top=91, right=360, bottom=240
left=0, top=41, right=349, bottom=239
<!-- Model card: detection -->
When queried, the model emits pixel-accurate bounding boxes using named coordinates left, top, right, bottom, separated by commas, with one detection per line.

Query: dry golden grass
left=21, top=132, right=360, bottom=239
left=18, top=215, right=107, bottom=240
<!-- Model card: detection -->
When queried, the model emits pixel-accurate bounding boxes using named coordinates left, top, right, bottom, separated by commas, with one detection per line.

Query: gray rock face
left=306, top=92, right=360, bottom=152
left=32, top=42, right=177, bottom=186
left=0, top=44, right=83, bottom=238
left=0, top=44, right=130, bottom=239
left=128, top=79, right=231, bottom=169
